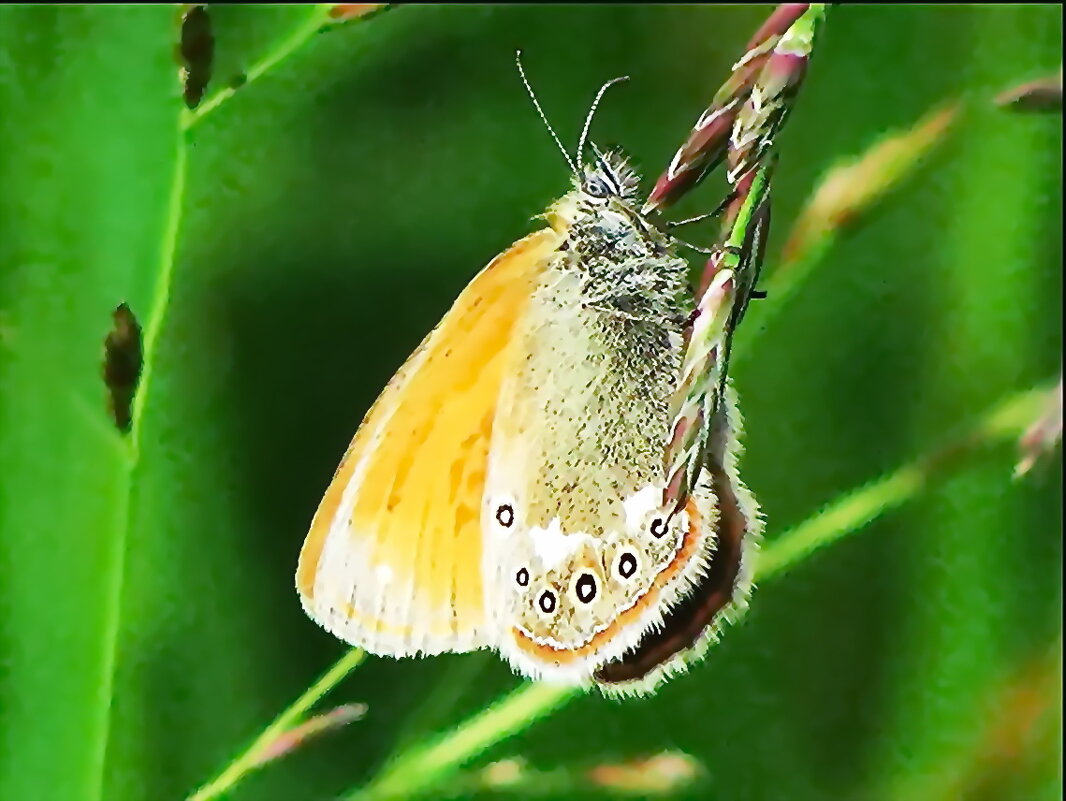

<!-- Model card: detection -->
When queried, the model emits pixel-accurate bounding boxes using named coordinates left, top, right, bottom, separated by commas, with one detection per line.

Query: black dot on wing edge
left=538, top=590, right=556, bottom=614
left=576, top=573, right=597, bottom=603
left=496, top=504, right=514, bottom=527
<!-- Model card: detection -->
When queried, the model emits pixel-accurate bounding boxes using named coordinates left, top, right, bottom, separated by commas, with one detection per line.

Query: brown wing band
left=593, top=452, right=747, bottom=684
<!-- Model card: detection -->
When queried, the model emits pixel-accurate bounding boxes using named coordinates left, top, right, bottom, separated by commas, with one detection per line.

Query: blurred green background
left=0, top=5, right=1061, bottom=801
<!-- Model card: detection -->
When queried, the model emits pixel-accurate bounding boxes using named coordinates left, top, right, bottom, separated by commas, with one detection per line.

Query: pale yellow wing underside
left=297, top=228, right=562, bottom=656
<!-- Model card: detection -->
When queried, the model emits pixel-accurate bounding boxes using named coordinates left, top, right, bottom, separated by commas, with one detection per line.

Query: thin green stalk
left=349, top=682, right=577, bottom=801
left=340, top=384, right=1048, bottom=801
left=96, top=9, right=349, bottom=792
left=101, top=8, right=385, bottom=798
left=757, top=386, right=1042, bottom=580
left=746, top=103, right=959, bottom=352
left=91, top=124, right=188, bottom=801
left=129, top=130, right=188, bottom=460
left=386, top=652, right=494, bottom=762
left=187, top=648, right=367, bottom=801
left=181, top=4, right=334, bottom=130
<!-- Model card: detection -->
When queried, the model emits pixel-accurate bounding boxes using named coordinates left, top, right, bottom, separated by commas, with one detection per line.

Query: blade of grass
left=756, top=386, right=1045, bottom=579
left=53, top=7, right=392, bottom=797
left=743, top=102, right=959, bottom=353
left=385, top=652, right=494, bottom=762
left=349, top=682, right=578, bottom=801
left=93, top=123, right=189, bottom=798
left=100, top=8, right=388, bottom=797
left=187, top=647, right=367, bottom=801
left=126, top=134, right=188, bottom=462
left=0, top=8, right=184, bottom=800
left=866, top=11, right=1063, bottom=792
left=338, top=384, right=1049, bottom=801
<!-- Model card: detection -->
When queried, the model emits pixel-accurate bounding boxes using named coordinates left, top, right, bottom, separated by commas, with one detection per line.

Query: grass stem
left=187, top=648, right=367, bottom=801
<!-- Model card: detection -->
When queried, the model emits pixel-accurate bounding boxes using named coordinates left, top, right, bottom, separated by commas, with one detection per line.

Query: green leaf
left=0, top=6, right=180, bottom=800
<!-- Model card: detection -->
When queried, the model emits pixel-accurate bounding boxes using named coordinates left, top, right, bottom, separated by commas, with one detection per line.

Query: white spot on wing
left=622, top=485, right=661, bottom=528
left=375, top=564, right=394, bottom=585
left=530, top=518, right=592, bottom=569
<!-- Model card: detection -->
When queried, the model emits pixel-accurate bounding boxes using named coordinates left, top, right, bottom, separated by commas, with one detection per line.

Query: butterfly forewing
left=297, top=229, right=562, bottom=656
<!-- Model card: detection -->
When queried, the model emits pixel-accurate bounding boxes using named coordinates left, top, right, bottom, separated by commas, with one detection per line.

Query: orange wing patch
left=297, top=228, right=562, bottom=656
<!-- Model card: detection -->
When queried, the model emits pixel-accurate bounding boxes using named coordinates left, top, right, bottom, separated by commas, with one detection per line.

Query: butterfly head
left=544, top=146, right=652, bottom=235
left=577, top=146, right=641, bottom=205
left=516, top=52, right=640, bottom=209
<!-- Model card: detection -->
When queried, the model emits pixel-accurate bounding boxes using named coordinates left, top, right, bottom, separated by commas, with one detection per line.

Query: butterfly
left=296, top=57, right=764, bottom=696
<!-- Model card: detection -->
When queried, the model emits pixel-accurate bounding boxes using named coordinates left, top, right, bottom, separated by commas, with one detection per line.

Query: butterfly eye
left=617, top=551, right=639, bottom=580
left=584, top=174, right=611, bottom=198
left=537, top=590, right=557, bottom=614
left=495, top=504, right=515, bottom=528
left=515, top=567, right=530, bottom=587
left=574, top=573, right=597, bottom=604
left=649, top=516, right=667, bottom=538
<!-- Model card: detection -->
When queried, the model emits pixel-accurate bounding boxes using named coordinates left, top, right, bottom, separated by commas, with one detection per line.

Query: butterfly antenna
left=575, top=75, right=629, bottom=167
left=516, top=50, right=576, bottom=174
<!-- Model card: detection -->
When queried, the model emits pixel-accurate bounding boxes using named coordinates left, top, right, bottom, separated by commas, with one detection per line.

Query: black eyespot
left=649, top=516, right=667, bottom=538
left=618, top=552, right=638, bottom=579
left=515, top=567, right=529, bottom=587
left=575, top=573, right=597, bottom=603
left=496, top=504, right=514, bottom=528
left=538, top=590, right=556, bottom=614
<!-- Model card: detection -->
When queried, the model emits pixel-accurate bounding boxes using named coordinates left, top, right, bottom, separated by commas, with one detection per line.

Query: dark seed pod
left=103, top=303, right=143, bottom=434
left=177, top=4, right=214, bottom=110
